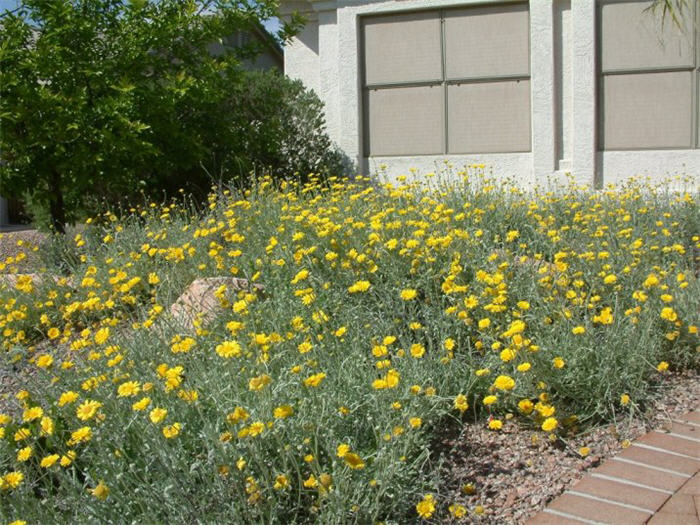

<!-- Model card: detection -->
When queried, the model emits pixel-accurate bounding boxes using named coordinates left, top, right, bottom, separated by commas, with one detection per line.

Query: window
left=598, top=0, right=699, bottom=150
left=362, top=3, right=531, bottom=157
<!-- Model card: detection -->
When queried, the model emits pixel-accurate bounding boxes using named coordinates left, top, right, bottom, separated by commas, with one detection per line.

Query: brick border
left=527, top=409, right=700, bottom=525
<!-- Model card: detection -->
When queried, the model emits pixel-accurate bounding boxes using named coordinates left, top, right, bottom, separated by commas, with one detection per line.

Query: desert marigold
left=493, top=375, right=516, bottom=391
left=149, top=407, right=167, bottom=424
left=416, top=494, right=436, bottom=518
left=90, top=480, right=109, bottom=500
left=454, top=394, right=469, bottom=413
left=162, top=422, right=181, bottom=439
left=541, top=417, right=558, bottom=432
left=22, top=406, right=43, bottom=422
left=273, top=405, right=294, bottom=419
left=400, top=288, right=417, bottom=300
left=117, top=381, right=140, bottom=397
left=216, top=340, right=241, bottom=358
left=303, top=372, right=326, bottom=388
left=76, top=400, right=102, bottom=421
left=410, top=343, right=425, bottom=358
left=344, top=452, right=365, bottom=469
left=488, top=419, right=503, bottom=430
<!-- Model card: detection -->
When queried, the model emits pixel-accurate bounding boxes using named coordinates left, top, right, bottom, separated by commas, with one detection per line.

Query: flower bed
left=0, top=170, right=698, bottom=523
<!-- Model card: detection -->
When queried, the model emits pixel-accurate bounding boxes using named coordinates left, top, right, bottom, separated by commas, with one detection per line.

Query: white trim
left=566, top=491, right=654, bottom=515
left=612, top=457, right=691, bottom=478
left=589, top=473, right=673, bottom=494
left=543, top=508, right=603, bottom=524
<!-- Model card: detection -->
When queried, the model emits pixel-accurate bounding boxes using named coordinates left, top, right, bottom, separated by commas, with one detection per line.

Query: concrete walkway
left=527, top=408, right=700, bottom=524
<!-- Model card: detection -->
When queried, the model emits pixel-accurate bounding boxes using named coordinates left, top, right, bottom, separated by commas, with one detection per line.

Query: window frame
left=596, top=0, right=700, bottom=151
left=360, top=2, right=532, bottom=158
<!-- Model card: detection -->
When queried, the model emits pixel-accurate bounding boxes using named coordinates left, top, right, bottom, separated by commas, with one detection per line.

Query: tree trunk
left=48, top=170, right=66, bottom=234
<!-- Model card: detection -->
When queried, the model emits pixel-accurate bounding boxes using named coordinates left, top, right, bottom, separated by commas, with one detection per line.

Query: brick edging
left=527, top=409, right=700, bottom=525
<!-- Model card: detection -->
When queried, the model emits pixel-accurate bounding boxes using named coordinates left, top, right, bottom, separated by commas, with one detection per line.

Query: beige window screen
left=599, top=0, right=699, bottom=150
left=362, top=3, right=531, bottom=157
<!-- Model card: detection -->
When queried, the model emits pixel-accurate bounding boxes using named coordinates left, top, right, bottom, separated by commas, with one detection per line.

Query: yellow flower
left=478, top=318, right=491, bottom=330
left=449, top=503, right=467, bottom=518
left=17, top=446, right=32, bottom=462
left=657, top=361, right=669, bottom=372
left=336, top=443, right=350, bottom=458
left=416, top=494, right=436, bottom=519
left=488, top=419, right=503, bottom=430
left=58, top=391, right=79, bottom=406
left=39, top=416, right=54, bottom=436
left=216, top=340, right=241, bottom=358
left=410, top=343, right=425, bottom=358
left=493, top=375, right=515, bottom=391
left=149, top=407, right=167, bottom=423
left=483, top=395, right=497, bottom=406
left=517, top=362, right=531, bottom=372
left=475, top=368, right=490, bottom=377
left=47, top=327, right=60, bottom=339
left=76, top=400, right=102, bottom=421
left=572, top=325, right=585, bottom=335
left=248, top=374, right=272, bottom=391
left=454, top=394, right=469, bottom=413
left=132, top=397, right=151, bottom=411
left=36, top=354, right=54, bottom=368
left=348, top=280, right=371, bottom=293
left=69, top=426, right=92, bottom=444
left=303, top=372, right=326, bottom=388
left=400, top=289, right=417, bottom=300
left=273, top=405, right=294, bottom=419
left=273, top=474, right=289, bottom=490
left=593, top=307, right=614, bottom=325
left=90, top=480, right=109, bottom=500
left=162, top=422, right=181, bottom=439
left=620, top=394, right=630, bottom=406
left=344, top=452, right=365, bottom=469
left=94, top=327, right=110, bottom=345
left=579, top=446, right=590, bottom=457
left=552, top=357, right=565, bottom=369
left=22, top=406, right=43, bottom=422
left=541, top=417, right=558, bottom=432
left=117, top=381, right=140, bottom=397
left=660, top=307, right=678, bottom=322
left=2, top=471, right=24, bottom=490
left=518, top=399, right=534, bottom=414
left=409, top=417, right=422, bottom=428
left=40, top=454, right=60, bottom=468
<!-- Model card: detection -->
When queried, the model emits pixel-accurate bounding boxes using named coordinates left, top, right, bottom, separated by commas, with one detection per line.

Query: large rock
left=170, top=277, right=264, bottom=331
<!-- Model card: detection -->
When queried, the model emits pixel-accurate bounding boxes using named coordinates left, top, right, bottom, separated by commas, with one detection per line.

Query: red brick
left=547, top=493, right=649, bottom=524
left=571, top=476, right=669, bottom=511
left=596, top=460, right=687, bottom=492
left=658, top=493, right=697, bottom=515
left=680, top=474, right=700, bottom=496
left=647, top=511, right=700, bottom=524
left=668, top=422, right=700, bottom=441
left=637, top=432, right=700, bottom=459
left=682, top=412, right=700, bottom=425
left=525, top=511, right=586, bottom=524
left=621, top=445, right=700, bottom=475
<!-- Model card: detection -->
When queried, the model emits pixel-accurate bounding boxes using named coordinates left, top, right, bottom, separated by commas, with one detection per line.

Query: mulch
left=435, top=370, right=700, bottom=523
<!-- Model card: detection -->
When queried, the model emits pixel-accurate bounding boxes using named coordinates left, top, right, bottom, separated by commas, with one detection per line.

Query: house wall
left=281, top=0, right=700, bottom=187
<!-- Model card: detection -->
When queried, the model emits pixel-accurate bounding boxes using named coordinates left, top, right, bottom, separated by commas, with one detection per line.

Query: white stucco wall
left=282, top=0, right=700, bottom=188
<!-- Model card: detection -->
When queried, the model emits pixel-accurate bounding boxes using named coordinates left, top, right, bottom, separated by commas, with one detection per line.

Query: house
left=280, top=0, right=700, bottom=187
left=209, top=22, right=284, bottom=72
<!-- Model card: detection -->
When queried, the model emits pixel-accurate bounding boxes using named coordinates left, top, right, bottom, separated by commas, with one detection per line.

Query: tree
left=0, top=0, right=299, bottom=233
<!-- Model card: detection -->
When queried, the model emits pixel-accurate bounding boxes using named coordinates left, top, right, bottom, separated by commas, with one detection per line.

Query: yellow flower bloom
left=90, top=480, right=109, bottom=500
left=416, top=494, right=436, bottom=519
left=541, top=417, right=558, bottom=432
left=400, top=289, right=417, bottom=301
